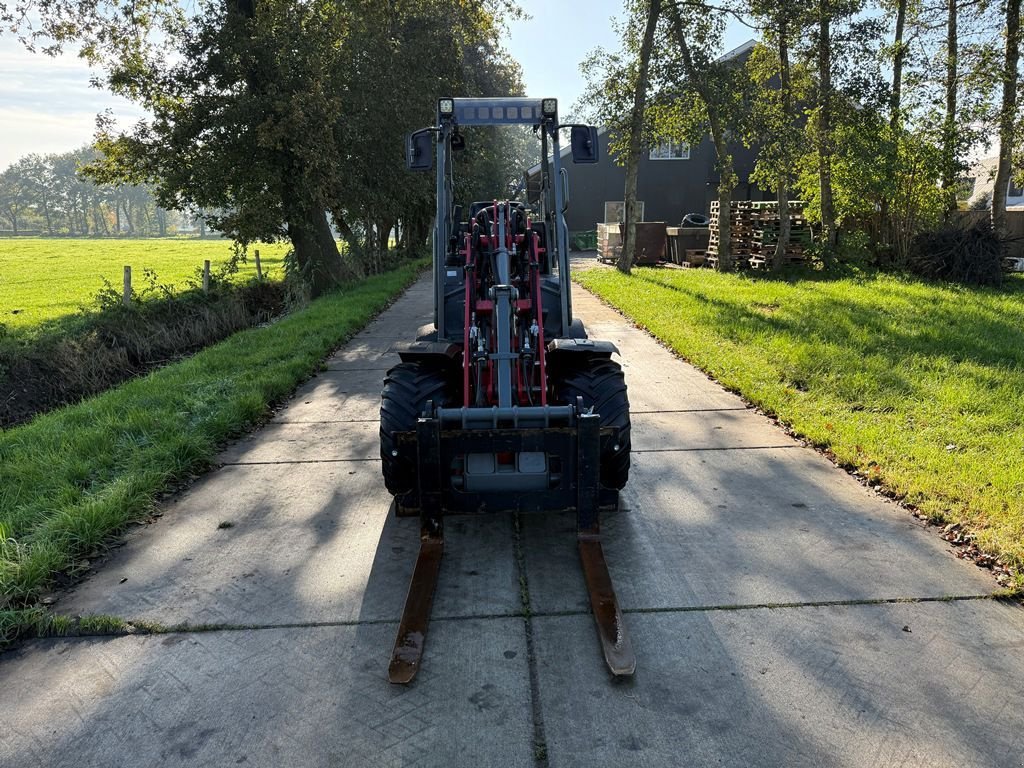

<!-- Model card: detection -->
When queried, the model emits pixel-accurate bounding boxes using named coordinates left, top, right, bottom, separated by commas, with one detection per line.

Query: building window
left=649, top=140, right=690, bottom=160
left=1009, top=178, right=1024, bottom=198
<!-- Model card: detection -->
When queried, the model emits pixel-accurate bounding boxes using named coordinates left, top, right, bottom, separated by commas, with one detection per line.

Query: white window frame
left=649, top=140, right=691, bottom=160
left=603, top=201, right=645, bottom=223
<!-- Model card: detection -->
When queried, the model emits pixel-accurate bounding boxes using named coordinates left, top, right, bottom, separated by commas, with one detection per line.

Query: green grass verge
left=0, top=260, right=425, bottom=628
left=576, top=266, right=1024, bottom=575
left=0, top=238, right=291, bottom=329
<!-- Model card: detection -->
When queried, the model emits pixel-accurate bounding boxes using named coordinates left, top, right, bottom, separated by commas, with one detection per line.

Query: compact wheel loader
left=380, top=97, right=634, bottom=683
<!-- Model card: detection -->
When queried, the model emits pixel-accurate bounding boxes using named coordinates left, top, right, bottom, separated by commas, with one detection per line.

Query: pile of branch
left=908, top=221, right=1005, bottom=286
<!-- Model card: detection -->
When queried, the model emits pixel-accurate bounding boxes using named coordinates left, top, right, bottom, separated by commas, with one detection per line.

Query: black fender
left=389, top=340, right=462, bottom=365
left=566, top=318, right=588, bottom=339
left=546, top=337, right=620, bottom=362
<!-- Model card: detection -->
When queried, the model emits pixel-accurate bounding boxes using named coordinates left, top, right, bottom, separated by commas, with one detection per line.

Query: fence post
left=202, top=260, right=211, bottom=293
left=123, top=265, right=131, bottom=306
left=255, top=249, right=263, bottom=280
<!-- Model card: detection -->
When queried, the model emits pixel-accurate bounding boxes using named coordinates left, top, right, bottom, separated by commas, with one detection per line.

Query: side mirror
left=570, top=126, right=599, bottom=164
left=406, top=129, right=434, bottom=171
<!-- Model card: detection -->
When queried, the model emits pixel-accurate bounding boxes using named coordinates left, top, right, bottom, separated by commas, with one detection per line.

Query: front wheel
left=553, top=358, right=631, bottom=490
left=380, top=361, right=452, bottom=495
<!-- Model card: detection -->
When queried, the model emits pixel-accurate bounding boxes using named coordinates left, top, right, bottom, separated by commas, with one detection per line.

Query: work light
left=541, top=98, right=557, bottom=117
left=439, top=98, right=455, bottom=116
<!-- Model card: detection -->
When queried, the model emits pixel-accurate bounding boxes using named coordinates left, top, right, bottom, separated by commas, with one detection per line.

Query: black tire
left=553, top=358, right=631, bottom=490
left=380, top=361, right=452, bottom=495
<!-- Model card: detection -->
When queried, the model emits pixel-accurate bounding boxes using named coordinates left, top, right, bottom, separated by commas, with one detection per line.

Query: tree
left=813, top=0, right=839, bottom=250
left=9, top=0, right=525, bottom=288
left=108, top=0, right=353, bottom=294
left=0, top=161, right=32, bottom=234
left=661, top=2, right=748, bottom=270
left=620, top=0, right=662, bottom=274
left=992, top=0, right=1021, bottom=237
left=19, top=154, right=56, bottom=234
left=328, top=0, right=525, bottom=271
left=900, top=0, right=1001, bottom=220
left=746, top=0, right=813, bottom=270
left=942, top=0, right=961, bottom=216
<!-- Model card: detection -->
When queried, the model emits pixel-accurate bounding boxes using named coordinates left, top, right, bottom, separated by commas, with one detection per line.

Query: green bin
left=571, top=230, right=598, bottom=251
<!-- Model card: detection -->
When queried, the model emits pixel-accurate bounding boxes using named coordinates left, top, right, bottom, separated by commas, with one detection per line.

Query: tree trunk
left=289, top=206, right=349, bottom=298
left=97, top=202, right=110, bottom=236
left=619, top=0, right=662, bottom=275
left=992, top=0, right=1021, bottom=238
left=773, top=26, right=792, bottom=271
left=711, top=132, right=736, bottom=271
left=941, top=0, right=959, bottom=219
left=890, top=0, right=907, bottom=129
left=817, top=3, right=838, bottom=256
left=80, top=194, right=90, bottom=235
left=667, top=4, right=735, bottom=270
left=396, top=219, right=406, bottom=253
left=881, top=0, right=908, bottom=248
left=377, top=217, right=395, bottom=273
left=334, top=212, right=362, bottom=261
left=42, top=198, right=53, bottom=235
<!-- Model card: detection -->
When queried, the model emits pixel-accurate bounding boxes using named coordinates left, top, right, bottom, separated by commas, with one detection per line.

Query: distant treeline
left=0, top=147, right=206, bottom=237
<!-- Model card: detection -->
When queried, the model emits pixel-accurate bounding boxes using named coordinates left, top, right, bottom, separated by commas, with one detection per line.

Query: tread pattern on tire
left=380, top=362, right=451, bottom=495
left=553, top=358, right=631, bottom=490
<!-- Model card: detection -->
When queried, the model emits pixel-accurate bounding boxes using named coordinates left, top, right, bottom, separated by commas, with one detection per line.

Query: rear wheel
left=553, top=358, right=631, bottom=490
left=380, top=361, right=452, bottom=495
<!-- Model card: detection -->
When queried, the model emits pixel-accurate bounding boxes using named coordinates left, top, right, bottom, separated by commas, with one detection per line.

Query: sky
left=0, top=1, right=753, bottom=170
left=507, top=0, right=751, bottom=117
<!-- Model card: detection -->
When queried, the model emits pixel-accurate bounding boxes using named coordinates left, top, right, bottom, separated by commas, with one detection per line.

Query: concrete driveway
left=2, top=273, right=1023, bottom=768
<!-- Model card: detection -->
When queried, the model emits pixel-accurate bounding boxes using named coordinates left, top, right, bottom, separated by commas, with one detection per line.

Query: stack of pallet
left=707, top=200, right=756, bottom=268
left=597, top=222, right=622, bottom=264
left=748, top=201, right=813, bottom=269
left=707, top=200, right=815, bottom=269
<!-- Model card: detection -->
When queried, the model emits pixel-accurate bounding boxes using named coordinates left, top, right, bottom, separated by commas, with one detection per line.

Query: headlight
left=541, top=98, right=557, bottom=117
left=439, top=98, right=455, bottom=116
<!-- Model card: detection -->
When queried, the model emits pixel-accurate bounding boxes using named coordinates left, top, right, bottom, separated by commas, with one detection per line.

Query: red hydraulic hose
left=529, top=227, right=548, bottom=406
left=463, top=232, right=472, bottom=407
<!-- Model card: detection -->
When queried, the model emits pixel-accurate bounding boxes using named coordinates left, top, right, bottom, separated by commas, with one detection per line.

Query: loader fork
left=388, top=412, right=445, bottom=684
left=387, top=408, right=635, bottom=683
left=576, top=410, right=635, bottom=676
left=387, top=522, right=443, bottom=684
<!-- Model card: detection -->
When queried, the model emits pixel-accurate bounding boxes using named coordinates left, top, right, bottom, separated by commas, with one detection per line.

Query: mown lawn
left=0, top=238, right=291, bottom=329
left=0, top=260, right=424, bottom=640
left=577, top=265, right=1024, bottom=577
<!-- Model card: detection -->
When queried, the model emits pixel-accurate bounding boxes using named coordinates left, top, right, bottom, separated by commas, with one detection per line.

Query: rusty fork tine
left=388, top=531, right=444, bottom=684
left=578, top=534, right=636, bottom=676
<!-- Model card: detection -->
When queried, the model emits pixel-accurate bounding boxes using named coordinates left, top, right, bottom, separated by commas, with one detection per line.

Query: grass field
left=0, top=238, right=291, bottom=329
left=0, top=259, right=425, bottom=641
left=576, top=265, right=1024, bottom=581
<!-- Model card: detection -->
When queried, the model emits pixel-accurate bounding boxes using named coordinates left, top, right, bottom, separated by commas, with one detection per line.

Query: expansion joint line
left=34, top=593, right=1007, bottom=644
left=511, top=512, right=550, bottom=768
